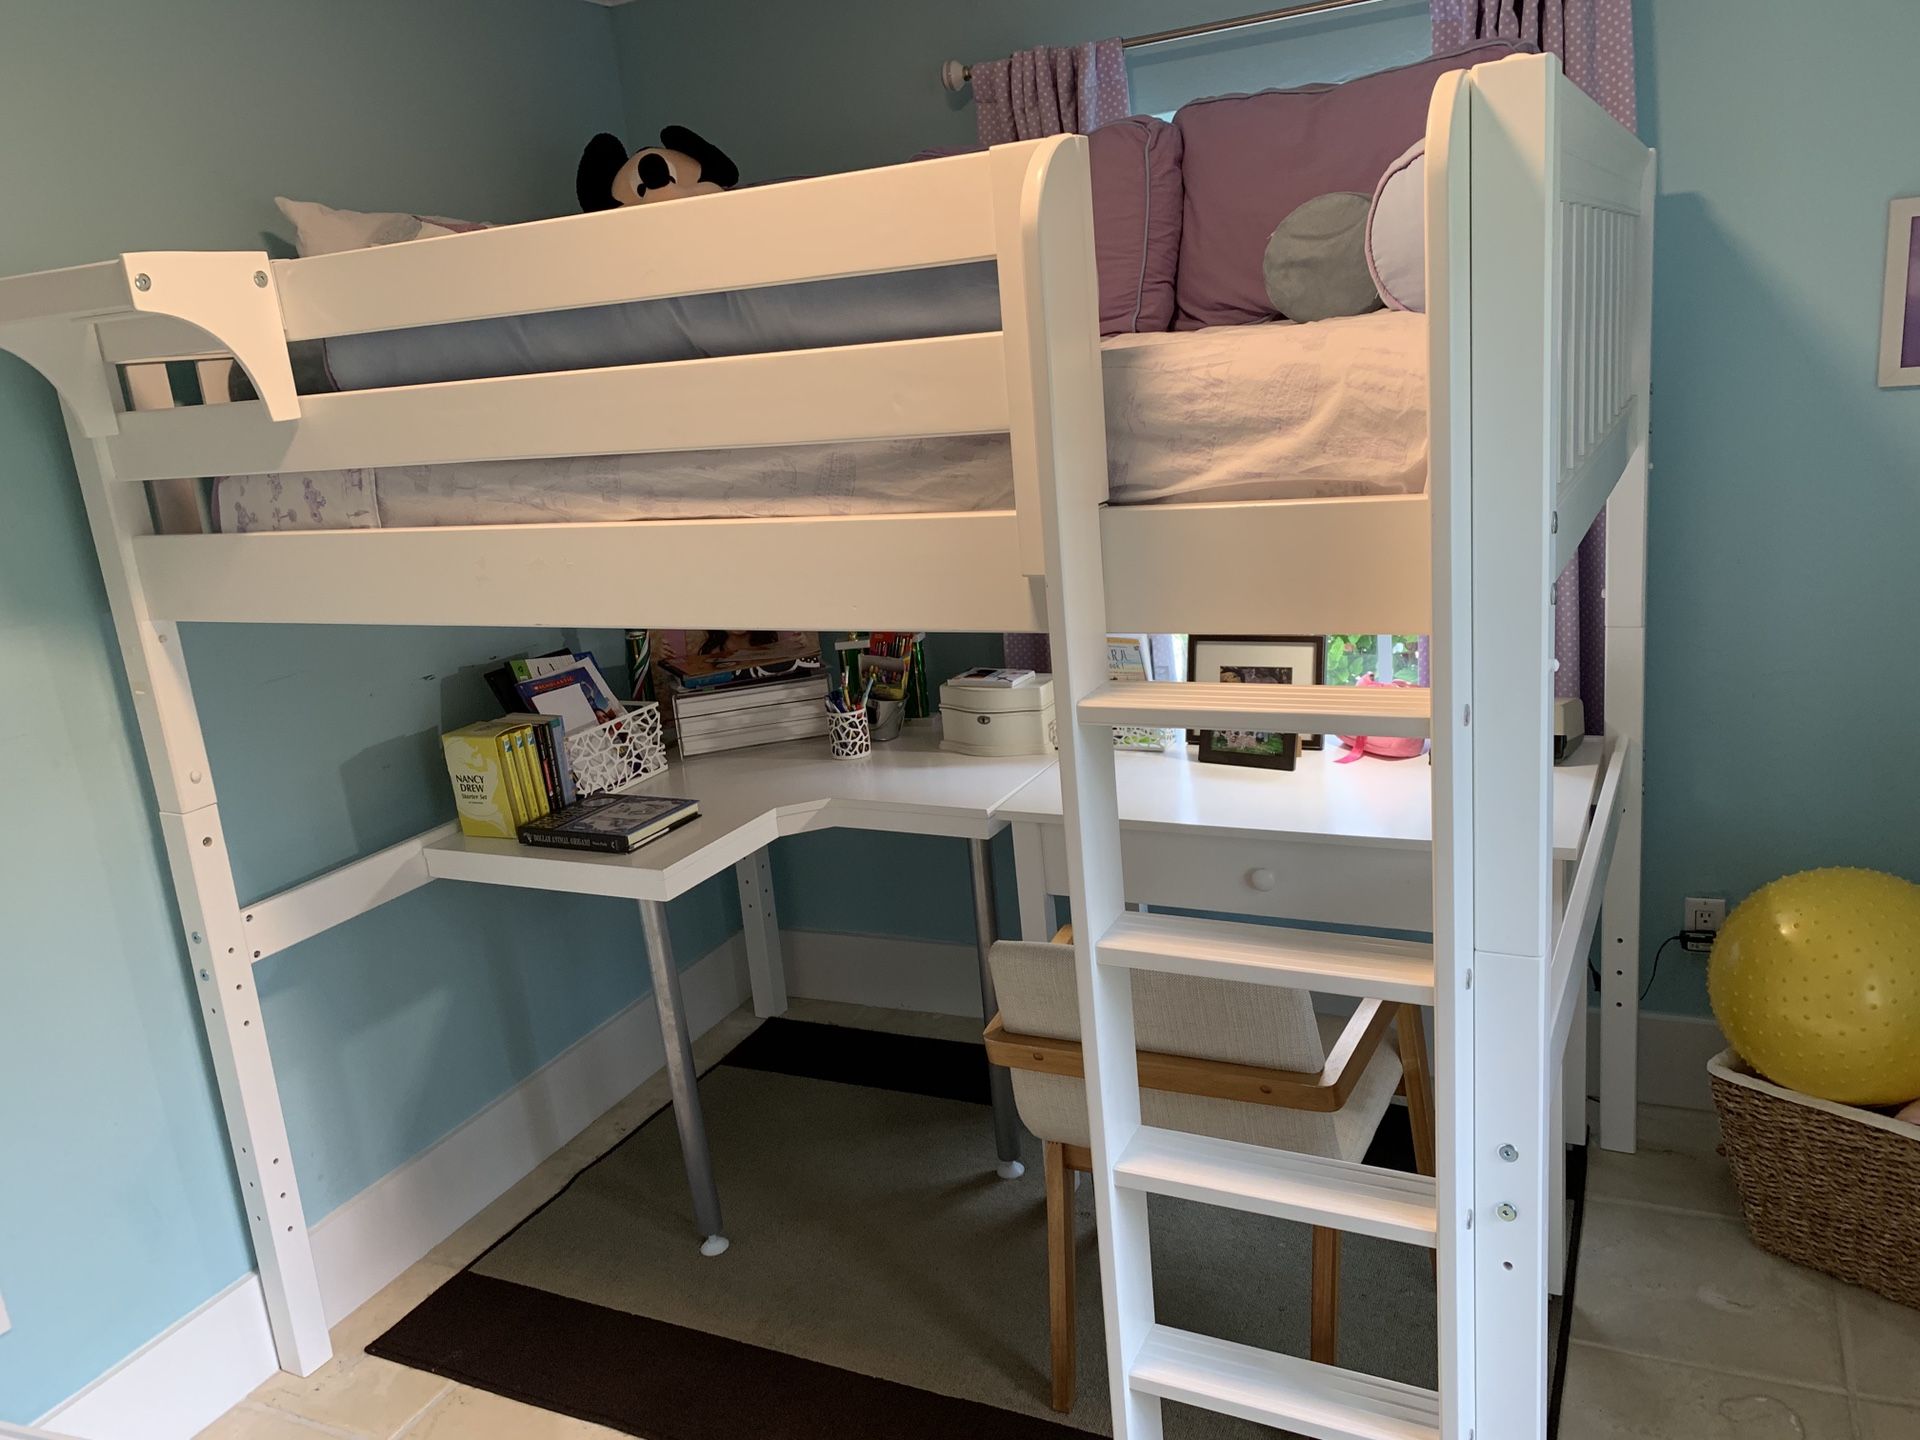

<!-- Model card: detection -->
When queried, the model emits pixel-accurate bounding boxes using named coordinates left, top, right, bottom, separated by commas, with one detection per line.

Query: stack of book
left=671, top=673, right=831, bottom=756
left=441, top=715, right=575, bottom=840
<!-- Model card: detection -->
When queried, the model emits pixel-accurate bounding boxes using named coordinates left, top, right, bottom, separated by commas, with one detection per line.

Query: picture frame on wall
left=1878, top=197, right=1920, bottom=388
left=1184, top=634, right=1327, bottom=753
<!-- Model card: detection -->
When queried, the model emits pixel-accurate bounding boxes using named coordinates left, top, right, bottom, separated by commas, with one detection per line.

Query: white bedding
left=213, top=311, right=1427, bottom=532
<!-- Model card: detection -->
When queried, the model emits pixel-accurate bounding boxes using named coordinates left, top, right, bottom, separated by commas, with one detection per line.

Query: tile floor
left=1561, top=1103, right=1920, bottom=1439
left=198, top=1003, right=1920, bottom=1439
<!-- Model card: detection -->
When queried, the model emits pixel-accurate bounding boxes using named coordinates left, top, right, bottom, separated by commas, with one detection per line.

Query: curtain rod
left=941, top=0, right=1390, bottom=92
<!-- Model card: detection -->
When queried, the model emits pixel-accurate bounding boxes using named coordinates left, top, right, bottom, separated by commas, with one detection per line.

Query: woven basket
left=1708, top=1049, right=1920, bottom=1308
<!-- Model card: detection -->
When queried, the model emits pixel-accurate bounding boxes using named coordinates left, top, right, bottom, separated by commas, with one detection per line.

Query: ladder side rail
left=1000, top=136, right=1162, bottom=1439
left=1424, top=65, right=1480, bottom=1440
left=61, top=398, right=332, bottom=1376
left=1462, top=55, right=1564, bottom=1440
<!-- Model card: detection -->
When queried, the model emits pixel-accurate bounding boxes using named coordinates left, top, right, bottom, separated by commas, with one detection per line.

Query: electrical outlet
left=1684, top=895, right=1726, bottom=952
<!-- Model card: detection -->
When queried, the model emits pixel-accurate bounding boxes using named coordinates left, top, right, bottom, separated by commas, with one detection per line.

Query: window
left=1325, top=634, right=1427, bottom=686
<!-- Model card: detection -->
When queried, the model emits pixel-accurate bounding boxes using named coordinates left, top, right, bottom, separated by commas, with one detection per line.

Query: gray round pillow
left=1262, top=191, right=1384, bottom=322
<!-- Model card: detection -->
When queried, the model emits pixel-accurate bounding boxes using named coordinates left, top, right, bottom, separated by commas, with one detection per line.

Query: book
left=533, top=713, right=576, bottom=807
left=512, top=726, right=549, bottom=820
left=499, top=723, right=534, bottom=824
left=948, top=667, right=1037, bottom=689
left=442, top=717, right=532, bottom=839
left=517, top=794, right=700, bottom=854
left=518, top=663, right=625, bottom=734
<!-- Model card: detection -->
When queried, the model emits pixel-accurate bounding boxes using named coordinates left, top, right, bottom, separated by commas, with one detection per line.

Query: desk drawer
left=1031, top=825, right=1432, bottom=933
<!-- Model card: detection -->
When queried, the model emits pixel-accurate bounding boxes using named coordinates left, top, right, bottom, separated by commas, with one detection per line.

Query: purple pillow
left=1172, top=41, right=1518, bottom=329
left=1087, top=116, right=1183, bottom=334
left=911, top=117, right=1182, bottom=336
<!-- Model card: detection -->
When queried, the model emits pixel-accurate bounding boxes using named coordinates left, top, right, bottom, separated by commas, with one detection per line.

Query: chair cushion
left=1008, top=1012, right=1404, bottom=1160
left=990, top=939, right=1326, bottom=1071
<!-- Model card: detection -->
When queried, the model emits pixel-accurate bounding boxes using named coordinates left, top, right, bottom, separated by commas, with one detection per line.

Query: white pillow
left=1365, top=141, right=1425, bottom=312
left=273, top=196, right=488, bottom=258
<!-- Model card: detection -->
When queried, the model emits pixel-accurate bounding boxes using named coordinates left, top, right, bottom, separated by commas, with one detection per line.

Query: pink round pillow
left=1337, top=673, right=1428, bottom=763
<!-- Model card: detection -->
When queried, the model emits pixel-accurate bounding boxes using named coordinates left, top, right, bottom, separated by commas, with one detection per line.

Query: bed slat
left=104, top=332, right=1009, bottom=482
left=272, top=149, right=1004, bottom=341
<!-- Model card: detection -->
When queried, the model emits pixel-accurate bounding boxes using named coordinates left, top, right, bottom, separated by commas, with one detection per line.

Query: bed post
left=1424, top=66, right=1481, bottom=1440
left=1598, top=152, right=1656, bottom=1155
left=1456, top=56, right=1562, bottom=1439
left=61, top=406, right=333, bottom=1376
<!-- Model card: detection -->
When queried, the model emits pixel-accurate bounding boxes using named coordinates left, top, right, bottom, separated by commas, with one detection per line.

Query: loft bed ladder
left=1034, top=60, right=1649, bottom=1440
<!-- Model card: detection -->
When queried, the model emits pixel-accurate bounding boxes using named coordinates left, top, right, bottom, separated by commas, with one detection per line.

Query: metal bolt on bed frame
left=133, top=273, right=151, bottom=291
left=1496, top=1203, right=1519, bottom=1221
left=1499, top=1144, right=1519, bottom=1161
left=254, top=271, right=268, bottom=287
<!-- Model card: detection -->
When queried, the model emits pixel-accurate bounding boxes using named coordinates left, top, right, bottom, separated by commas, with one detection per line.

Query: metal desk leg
left=969, top=835, right=1026, bottom=1180
left=638, top=898, right=729, bottom=1256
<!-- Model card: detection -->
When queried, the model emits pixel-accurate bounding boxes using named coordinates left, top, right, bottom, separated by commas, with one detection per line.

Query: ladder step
left=1114, top=1126, right=1438, bottom=1247
left=1098, top=911, right=1435, bottom=1004
left=1077, top=681, right=1431, bottom=736
left=1130, top=1325, right=1440, bottom=1440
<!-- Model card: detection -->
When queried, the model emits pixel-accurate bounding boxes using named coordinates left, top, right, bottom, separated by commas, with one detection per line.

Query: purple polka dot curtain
left=981, top=38, right=1129, bottom=673
left=1434, top=0, right=1637, bottom=732
left=971, top=38, right=1131, bottom=146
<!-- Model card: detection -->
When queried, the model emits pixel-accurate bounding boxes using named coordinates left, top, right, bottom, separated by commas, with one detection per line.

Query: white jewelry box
left=938, top=676, right=1057, bottom=757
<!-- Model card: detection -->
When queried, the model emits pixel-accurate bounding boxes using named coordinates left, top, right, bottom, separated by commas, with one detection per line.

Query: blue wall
left=1630, top=0, right=1920, bottom=1014
left=0, top=0, right=737, bottom=1421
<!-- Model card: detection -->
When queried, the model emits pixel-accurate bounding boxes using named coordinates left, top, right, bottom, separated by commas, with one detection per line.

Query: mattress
left=215, top=310, right=1428, bottom=532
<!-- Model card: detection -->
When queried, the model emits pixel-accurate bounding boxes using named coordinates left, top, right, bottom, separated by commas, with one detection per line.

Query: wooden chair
left=983, top=934, right=1435, bottom=1413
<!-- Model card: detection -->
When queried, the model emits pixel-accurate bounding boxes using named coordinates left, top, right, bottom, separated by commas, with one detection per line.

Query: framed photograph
left=1878, top=197, right=1920, bottom=388
left=1185, top=634, right=1327, bottom=751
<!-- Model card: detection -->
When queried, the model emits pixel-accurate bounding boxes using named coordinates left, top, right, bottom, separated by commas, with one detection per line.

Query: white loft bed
left=0, top=53, right=1652, bottom=1440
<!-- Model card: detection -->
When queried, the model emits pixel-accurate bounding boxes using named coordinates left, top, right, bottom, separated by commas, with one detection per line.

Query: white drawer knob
left=1246, top=868, right=1276, bottom=892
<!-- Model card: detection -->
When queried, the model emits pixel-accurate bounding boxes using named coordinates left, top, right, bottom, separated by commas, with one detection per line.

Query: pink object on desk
left=1336, top=673, right=1428, bottom=763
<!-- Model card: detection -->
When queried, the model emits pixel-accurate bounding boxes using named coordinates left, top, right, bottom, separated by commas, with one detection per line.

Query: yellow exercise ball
left=1709, top=867, right=1920, bottom=1105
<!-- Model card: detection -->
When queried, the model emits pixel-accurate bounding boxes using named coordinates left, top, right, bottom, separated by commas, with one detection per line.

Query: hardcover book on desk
left=517, top=793, right=700, bottom=854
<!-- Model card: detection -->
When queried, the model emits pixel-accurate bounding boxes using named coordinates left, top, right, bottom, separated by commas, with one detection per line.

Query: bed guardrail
left=0, top=137, right=1108, bottom=583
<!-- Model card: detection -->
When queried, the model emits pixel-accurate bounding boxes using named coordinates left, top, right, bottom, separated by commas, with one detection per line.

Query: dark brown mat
left=376, top=1271, right=1081, bottom=1440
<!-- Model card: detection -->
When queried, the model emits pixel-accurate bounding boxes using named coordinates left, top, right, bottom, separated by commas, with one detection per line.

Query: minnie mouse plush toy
left=576, top=126, right=739, bottom=211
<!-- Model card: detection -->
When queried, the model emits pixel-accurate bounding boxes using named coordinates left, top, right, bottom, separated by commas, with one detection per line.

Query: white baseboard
left=1587, top=1005, right=1727, bottom=1113
left=780, top=929, right=982, bottom=1017
left=35, top=1276, right=277, bottom=1440
left=39, top=934, right=751, bottom=1440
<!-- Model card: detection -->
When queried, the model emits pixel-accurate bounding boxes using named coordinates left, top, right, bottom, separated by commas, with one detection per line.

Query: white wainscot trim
left=778, top=929, right=986, bottom=1019
left=38, top=934, right=751, bottom=1440
left=1587, top=1006, right=1728, bottom=1128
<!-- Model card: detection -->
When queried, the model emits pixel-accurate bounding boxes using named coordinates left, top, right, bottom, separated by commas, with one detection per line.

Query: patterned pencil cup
left=828, top=708, right=871, bottom=760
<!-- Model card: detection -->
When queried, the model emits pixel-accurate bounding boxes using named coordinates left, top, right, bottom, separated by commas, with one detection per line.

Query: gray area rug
left=372, top=1018, right=1577, bottom=1439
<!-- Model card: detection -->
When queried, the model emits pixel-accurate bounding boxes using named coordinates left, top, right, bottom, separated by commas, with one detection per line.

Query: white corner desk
left=420, top=722, right=1604, bottom=1264
left=423, top=723, right=1056, bottom=1255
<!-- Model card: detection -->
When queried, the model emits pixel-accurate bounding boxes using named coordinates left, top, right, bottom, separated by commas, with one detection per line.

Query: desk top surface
left=424, top=724, right=1053, bottom=903
left=424, top=724, right=1605, bottom=903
